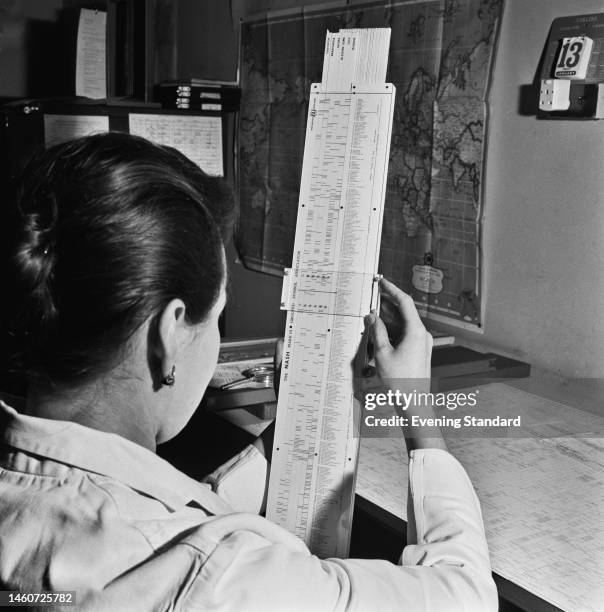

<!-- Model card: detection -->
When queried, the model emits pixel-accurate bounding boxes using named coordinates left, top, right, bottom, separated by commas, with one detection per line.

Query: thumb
left=274, top=338, right=284, bottom=369
left=273, top=338, right=284, bottom=397
left=365, top=312, right=391, bottom=353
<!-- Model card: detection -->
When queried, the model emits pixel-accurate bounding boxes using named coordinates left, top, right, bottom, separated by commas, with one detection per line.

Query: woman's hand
left=364, top=278, right=432, bottom=382
left=364, top=278, right=447, bottom=453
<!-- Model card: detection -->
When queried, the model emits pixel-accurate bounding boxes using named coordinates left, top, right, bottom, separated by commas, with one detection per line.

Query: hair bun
left=13, top=197, right=59, bottom=333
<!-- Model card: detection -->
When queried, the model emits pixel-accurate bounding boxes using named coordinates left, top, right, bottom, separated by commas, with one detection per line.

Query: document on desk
left=357, top=382, right=604, bottom=612
left=128, top=114, right=223, bottom=176
left=266, top=29, right=395, bottom=558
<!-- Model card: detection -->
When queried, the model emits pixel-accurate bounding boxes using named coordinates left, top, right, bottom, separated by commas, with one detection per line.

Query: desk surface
left=222, top=379, right=604, bottom=612
left=356, top=381, right=604, bottom=612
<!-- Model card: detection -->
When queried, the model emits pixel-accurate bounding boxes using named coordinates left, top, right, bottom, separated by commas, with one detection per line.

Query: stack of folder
left=156, top=80, right=241, bottom=112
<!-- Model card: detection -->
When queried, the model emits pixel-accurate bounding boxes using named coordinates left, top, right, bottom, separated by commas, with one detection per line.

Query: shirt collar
left=0, top=401, right=231, bottom=515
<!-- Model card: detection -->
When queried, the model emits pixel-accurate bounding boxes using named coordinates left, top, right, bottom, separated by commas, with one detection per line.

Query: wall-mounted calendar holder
left=537, top=12, right=604, bottom=119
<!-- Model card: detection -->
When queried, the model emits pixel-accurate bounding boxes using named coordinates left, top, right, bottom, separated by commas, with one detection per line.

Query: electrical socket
left=539, top=79, right=571, bottom=111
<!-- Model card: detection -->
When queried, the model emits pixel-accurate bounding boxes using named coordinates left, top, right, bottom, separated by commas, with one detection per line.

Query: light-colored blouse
left=0, top=400, right=497, bottom=611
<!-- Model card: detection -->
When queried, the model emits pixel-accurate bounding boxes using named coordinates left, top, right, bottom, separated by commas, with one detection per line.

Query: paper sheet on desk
left=209, top=359, right=272, bottom=388
left=357, top=383, right=604, bottom=612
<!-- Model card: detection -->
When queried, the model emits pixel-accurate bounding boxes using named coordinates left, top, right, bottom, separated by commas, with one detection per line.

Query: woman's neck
left=25, top=380, right=158, bottom=452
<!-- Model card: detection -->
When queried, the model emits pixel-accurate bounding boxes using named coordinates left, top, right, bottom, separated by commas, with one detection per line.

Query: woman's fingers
left=274, top=338, right=284, bottom=396
left=274, top=338, right=284, bottom=370
left=378, top=296, right=404, bottom=343
left=379, top=278, right=423, bottom=329
left=365, top=311, right=391, bottom=354
left=368, top=278, right=432, bottom=381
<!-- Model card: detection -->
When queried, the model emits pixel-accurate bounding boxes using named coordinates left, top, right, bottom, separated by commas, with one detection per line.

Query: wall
left=452, top=0, right=604, bottom=377
left=215, top=0, right=604, bottom=378
left=0, top=0, right=65, bottom=98
left=176, top=0, right=238, bottom=81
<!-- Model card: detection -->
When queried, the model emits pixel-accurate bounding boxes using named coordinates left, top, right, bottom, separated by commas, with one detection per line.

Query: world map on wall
left=238, top=0, right=503, bottom=328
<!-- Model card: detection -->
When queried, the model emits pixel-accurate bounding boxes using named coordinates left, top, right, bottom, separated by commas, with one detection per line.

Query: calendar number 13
left=557, top=40, right=583, bottom=68
left=554, top=36, right=593, bottom=79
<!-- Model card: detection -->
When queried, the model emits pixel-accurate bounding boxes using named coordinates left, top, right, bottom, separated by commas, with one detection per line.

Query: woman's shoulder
left=0, top=460, right=145, bottom=590
left=0, top=453, right=220, bottom=596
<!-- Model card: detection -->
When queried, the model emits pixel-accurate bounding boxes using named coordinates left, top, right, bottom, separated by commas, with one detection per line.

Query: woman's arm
left=204, top=339, right=280, bottom=513
left=250, top=335, right=281, bottom=463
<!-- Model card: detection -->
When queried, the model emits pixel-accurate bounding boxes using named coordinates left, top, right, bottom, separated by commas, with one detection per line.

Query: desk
left=359, top=380, right=604, bottom=612
left=204, top=345, right=531, bottom=414
left=220, top=379, right=604, bottom=612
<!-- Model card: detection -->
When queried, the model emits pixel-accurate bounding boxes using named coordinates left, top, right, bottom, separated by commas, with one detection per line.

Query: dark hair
left=3, top=132, right=233, bottom=390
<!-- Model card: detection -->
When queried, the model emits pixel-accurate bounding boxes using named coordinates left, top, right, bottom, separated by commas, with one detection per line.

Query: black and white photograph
left=0, top=1, right=602, bottom=610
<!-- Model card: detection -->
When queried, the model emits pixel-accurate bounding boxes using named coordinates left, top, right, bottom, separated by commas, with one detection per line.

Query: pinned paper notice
left=129, top=114, right=224, bottom=176
left=44, top=114, right=109, bottom=148
left=76, top=8, right=107, bottom=99
left=412, top=265, right=444, bottom=294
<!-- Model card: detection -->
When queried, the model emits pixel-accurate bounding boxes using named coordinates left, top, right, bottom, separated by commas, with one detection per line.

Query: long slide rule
left=266, top=28, right=395, bottom=558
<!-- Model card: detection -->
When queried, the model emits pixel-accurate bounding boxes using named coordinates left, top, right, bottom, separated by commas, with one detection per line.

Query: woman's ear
left=153, top=299, right=187, bottom=387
